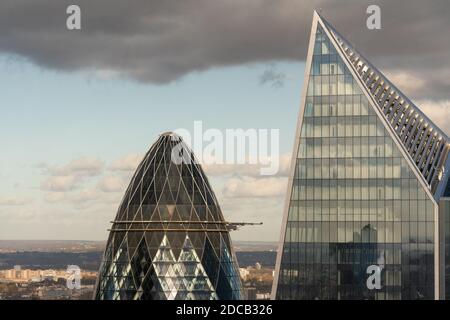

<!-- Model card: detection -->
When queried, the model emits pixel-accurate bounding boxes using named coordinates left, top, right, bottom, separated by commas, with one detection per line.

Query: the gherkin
left=94, top=132, right=243, bottom=300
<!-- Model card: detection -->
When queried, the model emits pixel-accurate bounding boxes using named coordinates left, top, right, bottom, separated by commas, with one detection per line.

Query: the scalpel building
left=272, top=11, right=450, bottom=300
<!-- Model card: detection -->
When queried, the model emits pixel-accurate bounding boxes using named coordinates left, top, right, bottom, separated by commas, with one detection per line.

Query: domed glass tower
left=94, top=133, right=243, bottom=300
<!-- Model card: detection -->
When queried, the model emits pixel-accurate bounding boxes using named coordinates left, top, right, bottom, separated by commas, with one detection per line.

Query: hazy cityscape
left=0, top=240, right=276, bottom=300
left=1, top=1, right=449, bottom=302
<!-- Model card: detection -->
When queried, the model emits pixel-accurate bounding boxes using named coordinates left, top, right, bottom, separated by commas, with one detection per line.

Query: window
left=330, top=64, right=336, bottom=75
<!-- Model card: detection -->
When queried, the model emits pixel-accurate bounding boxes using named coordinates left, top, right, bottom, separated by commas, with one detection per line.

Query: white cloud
left=109, top=154, right=143, bottom=172
left=39, top=155, right=136, bottom=210
left=203, top=163, right=261, bottom=176
left=0, top=207, right=39, bottom=221
left=39, top=157, right=105, bottom=192
left=44, top=192, right=66, bottom=203
left=203, top=153, right=291, bottom=177
left=70, top=188, right=123, bottom=210
left=98, top=175, right=127, bottom=193
left=72, top=189, right=102, bottom=203
left=41, top=175, right=77, bottom=192
left=44, top=157, right=104, bottom=177
left=278, top=153, right=291, bottom=176
left=43, top=185, right=122, bottom=209
left=416, top=99, right=450, bottom=136
left=384, top=70, right=426, bottom=94
left=0, top=196, right=33, bottom=206
left=223, top=176, right=288, bottom=198
left=31, top=150, right=294, bottom=240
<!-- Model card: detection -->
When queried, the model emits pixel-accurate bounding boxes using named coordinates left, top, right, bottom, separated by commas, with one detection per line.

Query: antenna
left=226, top=222, right=263, bottom=231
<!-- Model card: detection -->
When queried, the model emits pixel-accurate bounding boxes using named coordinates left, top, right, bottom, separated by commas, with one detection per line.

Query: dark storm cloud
left=0, top=0, right=449, bottom=99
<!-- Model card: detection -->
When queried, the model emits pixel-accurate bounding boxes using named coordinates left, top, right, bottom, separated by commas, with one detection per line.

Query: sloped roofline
left=315, top=11, right=450, bottom=199
left=315, top=11, right=444, bottom=299
left=317, top=11, right=448, bottom=141
left=271, top=10, right=448, bottom=299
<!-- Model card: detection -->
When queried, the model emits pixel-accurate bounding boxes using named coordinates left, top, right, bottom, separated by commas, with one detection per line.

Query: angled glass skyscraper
left=273, top=12, right=450, bottom=300
left=94, top=132, right=243, bottom=300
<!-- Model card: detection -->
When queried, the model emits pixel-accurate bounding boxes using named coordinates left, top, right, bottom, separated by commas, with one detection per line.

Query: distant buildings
left=94, top=132, right=243, bottom=300
left=244, top=287, right=257, bottom=300
left=0, top=267, right=97, bottom=300
left=0, top=266, right=61, bottom=282
left=239, top=268, right=250, bottom=281
left=272, top=11, right=450, bottom=300
left=0, top=266, right=97, bottom=283
left=240, top=263, right=273, bottom=300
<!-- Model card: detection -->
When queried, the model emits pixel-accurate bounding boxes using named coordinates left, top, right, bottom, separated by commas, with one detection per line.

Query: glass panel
left=277, top=25, right=435, bottom=300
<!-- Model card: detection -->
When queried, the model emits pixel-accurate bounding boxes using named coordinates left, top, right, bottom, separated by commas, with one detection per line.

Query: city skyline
left=1, top=1, right=450, bottom=245
left=0, top=0, right=450, bottom=305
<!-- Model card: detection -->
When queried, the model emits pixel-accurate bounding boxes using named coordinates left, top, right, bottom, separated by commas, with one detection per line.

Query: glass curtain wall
left=276, top=26, right=435, bottom=300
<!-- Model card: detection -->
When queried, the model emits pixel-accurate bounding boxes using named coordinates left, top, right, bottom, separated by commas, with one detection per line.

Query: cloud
left=259, top=64, right=289, bottom=88
left=70, top=188, right=123, bottom=210
left=0, top=0, right=448, bottom=100
left=203, top=163, right=261, bottom=177
left=39, top=156, right=104, bottom=192
left=0, top=196, right=33, bottom=206
left=223, top=176, right=288, bottom=198
left=0, top=207, right=39, bottom=221
left=43, top=157, right=104, bottom=177
left=203, top=153, right=291, bottom=177
left=109, top=154, right=143, bottom=172
left=277, top=153, right=291, bottom=176
left=215, top=153, right=291, bottom=200
left=98, top=175, right=126, bottom=193
left=44, top=192, right=66, bottom=203
left=43, top=185, right=122, bottom=209
left=416, top=99, right=450, bottom=136
left=41, top=175, right=78, bottom=192
left=40, top=154, right=137, bottom=210
left=384, top=70, right=427, bottom=95
left=71, top=189, right=101, bottom=203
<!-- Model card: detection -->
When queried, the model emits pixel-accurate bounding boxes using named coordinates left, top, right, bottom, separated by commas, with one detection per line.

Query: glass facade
left=94, top=133, right=243, bottom=300
left=441, top=199, right=450, bottom=299
left=275, top=25, right=436, bottom=300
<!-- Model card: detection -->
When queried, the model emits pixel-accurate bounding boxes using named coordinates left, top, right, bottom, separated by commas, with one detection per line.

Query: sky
left=0, top=57, right=303, bottom=241
left=0, top=0, right=450, bottom=241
